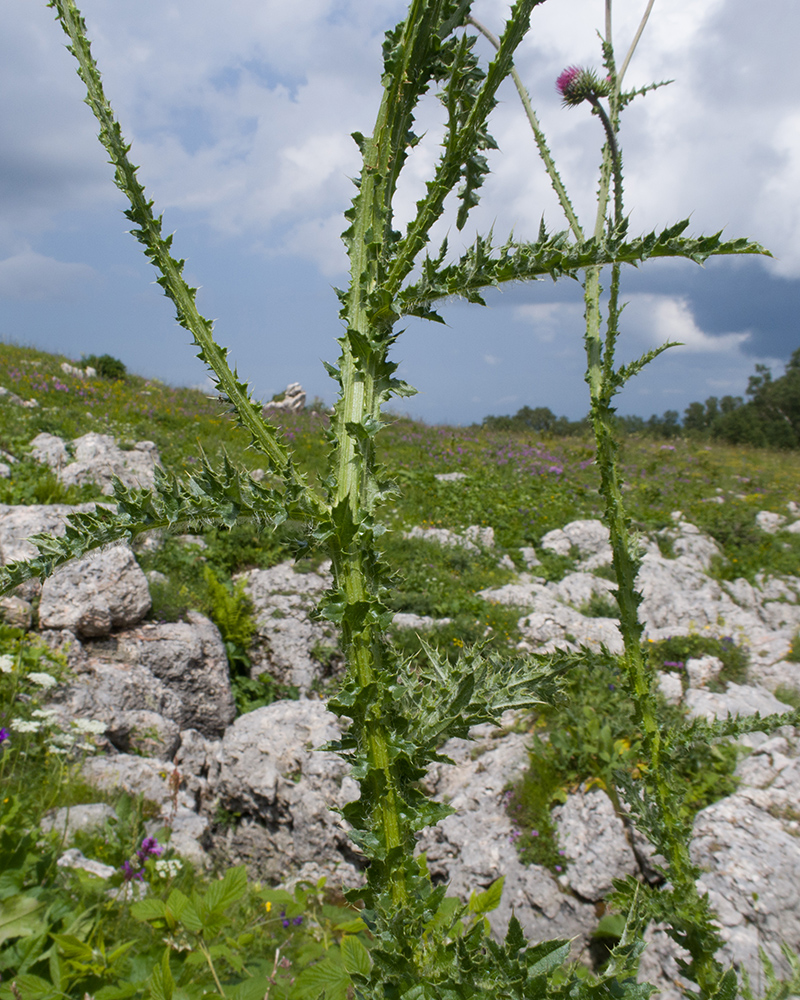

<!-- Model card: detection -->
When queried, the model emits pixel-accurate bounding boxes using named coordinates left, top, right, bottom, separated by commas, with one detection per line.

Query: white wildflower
left=47, top=745, right=68, bottom=755
left=32, top=708, right=60, bottom=721
left=27, top=672, right=58, bottom=690
left=155, top=859, right=183, bottom=879
left=0, top=655, right=14, bottom=673
left=72, top=718, right=107, bottom=735
left=14, top=720, right=42, bottom=733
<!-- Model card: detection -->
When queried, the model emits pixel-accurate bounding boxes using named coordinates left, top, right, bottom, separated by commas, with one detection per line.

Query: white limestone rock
left=685, top=655, right=723, bottom=689
left=418, top=727, right=598, bottom=953
left=552, top=787, right=638, bottom=901
left=124, top=614, right=236, bottom=737
left=39, top=544, right=151, bottom=636
left=541, top=519, right=612, bottom=569
left=60, top=433, right=160, bottom=494
left=212, top=700, right=361, bottom=885
left=685, top=683, right=794, bottom=724
left=243, top=560, right=339, bottom=693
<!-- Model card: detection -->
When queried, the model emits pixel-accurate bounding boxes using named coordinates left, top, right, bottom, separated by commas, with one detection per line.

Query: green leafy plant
left=81, top=354, right=127, bottom=381
left=508, top=652, right=740, bottom=875
left=2, top=2, right=799, bottom=999
left=647, top=633, right=750, bottom=689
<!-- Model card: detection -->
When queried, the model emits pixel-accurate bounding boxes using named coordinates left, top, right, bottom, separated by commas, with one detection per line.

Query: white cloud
left=513, top=303, right=583, bottom=345
left=0, top=251, right=97, bottom=302
left=624, top=294, right=751, bottom=353
left=483, top=353, right=501, bottom=365
left=4, top=0, right=800, bottom=276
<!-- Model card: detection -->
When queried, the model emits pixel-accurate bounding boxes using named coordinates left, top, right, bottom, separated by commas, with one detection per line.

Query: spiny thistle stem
left=15, top=2, right=778, bottom=996
left=467, top=15, right=584, bottom=241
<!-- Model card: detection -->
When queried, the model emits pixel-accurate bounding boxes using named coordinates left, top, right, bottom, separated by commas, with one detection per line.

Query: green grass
left=2, top=340, right=800, bottom=997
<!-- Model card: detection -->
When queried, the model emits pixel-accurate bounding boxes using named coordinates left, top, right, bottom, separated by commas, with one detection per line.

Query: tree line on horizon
left=481, top=347, right=800, bottom=449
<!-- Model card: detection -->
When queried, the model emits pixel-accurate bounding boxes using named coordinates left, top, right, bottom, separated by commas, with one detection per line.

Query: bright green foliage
left=82, top=354, right=127, bottom=381
left=508, top=651, right=741, bottom=873
left=2, top=1, right=797, bottom=999
left=647, top=634, right=750, bottom=690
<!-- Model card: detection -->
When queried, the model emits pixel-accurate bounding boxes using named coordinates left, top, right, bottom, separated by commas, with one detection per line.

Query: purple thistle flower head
left=555, top=65, right=612, bottom=107
left=555, top=66, right=582, bottom=98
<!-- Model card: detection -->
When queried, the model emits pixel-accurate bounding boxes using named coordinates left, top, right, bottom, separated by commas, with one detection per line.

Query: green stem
left=467, top=15, right=584, bottom=240
left=48, top=0, right=321, bottom=509
left=199, top=940, right=227, bottom=998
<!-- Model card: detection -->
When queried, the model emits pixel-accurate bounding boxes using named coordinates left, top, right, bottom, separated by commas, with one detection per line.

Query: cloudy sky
left=1, top=0, right=798, bottom=424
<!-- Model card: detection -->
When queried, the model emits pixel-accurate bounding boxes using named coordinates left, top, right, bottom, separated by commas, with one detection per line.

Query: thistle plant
left=2, top=1, right=797, bottom=998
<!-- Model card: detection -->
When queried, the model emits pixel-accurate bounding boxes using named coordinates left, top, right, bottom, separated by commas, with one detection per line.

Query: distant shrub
left=82, top=353, right=127, bottom=380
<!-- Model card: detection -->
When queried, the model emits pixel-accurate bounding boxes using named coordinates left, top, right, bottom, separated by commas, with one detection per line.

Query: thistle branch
left=47, top=0, right=326, bottom=523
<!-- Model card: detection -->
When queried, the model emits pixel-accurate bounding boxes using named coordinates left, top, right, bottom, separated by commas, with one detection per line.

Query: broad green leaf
left=469, top=877, right=504, bottom=915
left=228, top=977, right=273, bottom=1000
left=0, top=894, right=45, bottom=945
left=130, top=897, right=168, bottom=924
left=95, top=982, right=144, bottom=1000
left=148, top=949, right=174, bottom=1000
left=594, top=913, right=628, bottom=939
left=167, top=888, right=204, bottom=934
left=341, top=935, right=371, bottom=976
left=0, top=974, right=59, bottom=1000
left=290, top=952, right=349, bottom=1000
left=203, top=865, right=248, bottom=916
left=50, top=933, right=94, bottom=960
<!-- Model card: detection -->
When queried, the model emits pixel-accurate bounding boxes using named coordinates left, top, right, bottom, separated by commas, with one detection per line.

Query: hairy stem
left=467, top=15, right=584, bottom=240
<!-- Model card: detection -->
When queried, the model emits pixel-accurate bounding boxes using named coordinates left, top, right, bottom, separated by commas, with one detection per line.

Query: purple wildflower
left=555, top=66, right=582, bottom=99
left=0, top=728, right=9, bottom=744
left=136, top=836, right=163, bottom=861
left=293, top=916, right=303, bottom=926
left=555, top=65, right=611, bottom=107
left=122, top=860, right=144, bottom=882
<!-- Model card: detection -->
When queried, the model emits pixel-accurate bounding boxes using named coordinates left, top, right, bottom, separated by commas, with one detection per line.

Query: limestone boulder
left=541, top=519, right=612, bottom=569
left=552, top=787, right=638, bottom=901
left=263, top=383, right=306, bottom=414
left=29, top=432, right=69, bottom=469
left=60, top=432, right=160, bottom=494
left=211, top=700, right=362, bottom=885
left=52, top=658, right=184, bottom=727
left=0, top=502, right=97, bottom=598
left=38, top=544, right=151, bottom=635
left=122, top=614, right=235, bottom=737
left=418, top=725, right=599, bottom=951
left=243, top=561, right=339, bottom=692
left=106, top=709, right=182, bottom=759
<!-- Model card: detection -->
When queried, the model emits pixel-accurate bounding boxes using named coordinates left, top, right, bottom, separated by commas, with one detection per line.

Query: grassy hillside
left=2, top=340, right=799, bottom=584
left=2, top=342, right=800, bottom=997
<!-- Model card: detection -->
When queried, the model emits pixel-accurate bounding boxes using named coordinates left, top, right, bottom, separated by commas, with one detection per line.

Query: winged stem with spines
left=0, top=0, right=784, bottom=996
left=467, top=3, right=795, bottom=997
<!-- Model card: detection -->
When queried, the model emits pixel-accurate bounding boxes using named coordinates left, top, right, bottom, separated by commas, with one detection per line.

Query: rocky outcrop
left=29, top=431, right=160, bottom=493
left=0, top=501, right=100, bottom=599
left=417, top=723, right=599, bottom=951
left=3, top=486, right=799, bottom=989
left=50, top=613, right=236, bottom=739
left=39, top=544, right=151, bottom=635
left=242, top=560, right=339, bottom=692
left=262, top=383, right=306, bottom=414
left=210, top=700, right=363, bottom=887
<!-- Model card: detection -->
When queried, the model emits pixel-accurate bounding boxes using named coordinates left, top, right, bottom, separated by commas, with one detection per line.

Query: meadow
left=2, top=342, right=800, bottom=1000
